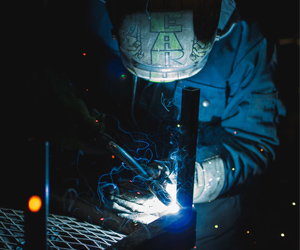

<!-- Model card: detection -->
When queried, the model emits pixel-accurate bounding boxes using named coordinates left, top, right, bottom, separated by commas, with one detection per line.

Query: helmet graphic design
left=107, top=0, right=222, bottom=82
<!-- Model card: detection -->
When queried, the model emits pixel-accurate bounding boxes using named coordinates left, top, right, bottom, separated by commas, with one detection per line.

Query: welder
left=79, top=0, right=287, bottom=249
left=82, top=1, right=288, bottom=249
left=34, top=0, right=286, bottom=249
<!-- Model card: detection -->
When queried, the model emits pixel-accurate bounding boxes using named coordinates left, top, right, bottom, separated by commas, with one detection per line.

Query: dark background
left=3, top=0, right=299, bottom=249
left=236, top=1, right=299, bottom=249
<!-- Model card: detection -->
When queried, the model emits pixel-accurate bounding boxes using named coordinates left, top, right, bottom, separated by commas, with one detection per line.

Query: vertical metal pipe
left=176, top=87, right=200, bottom=208
left=25, top=141, right=49, bottom=250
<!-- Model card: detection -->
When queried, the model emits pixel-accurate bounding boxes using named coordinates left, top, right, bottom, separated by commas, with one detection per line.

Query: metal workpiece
left=107, top=207, right=197, bottom=250
left=177, top=87, right=200, bottom=208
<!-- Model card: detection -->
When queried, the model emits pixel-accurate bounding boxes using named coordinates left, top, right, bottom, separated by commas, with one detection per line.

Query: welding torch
left=106, top=140, right=174, bottom=207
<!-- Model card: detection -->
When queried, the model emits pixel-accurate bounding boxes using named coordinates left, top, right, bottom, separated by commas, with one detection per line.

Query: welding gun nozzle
left=148, top=180, right=173, bottom=207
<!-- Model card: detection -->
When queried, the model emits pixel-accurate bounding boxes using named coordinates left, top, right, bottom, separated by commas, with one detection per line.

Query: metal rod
left=176, top=87, right=200, bottom=208
left=25, top=141, right=49, bottom=250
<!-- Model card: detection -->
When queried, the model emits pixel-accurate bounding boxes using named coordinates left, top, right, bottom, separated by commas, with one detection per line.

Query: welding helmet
left=106, top=0, right=222, bottom=82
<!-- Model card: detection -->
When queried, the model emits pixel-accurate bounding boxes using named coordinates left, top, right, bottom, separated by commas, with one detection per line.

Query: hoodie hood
left=218, top=0, right=239, bottom=39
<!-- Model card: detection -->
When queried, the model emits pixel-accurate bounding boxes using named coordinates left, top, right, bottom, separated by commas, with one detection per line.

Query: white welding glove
left=112, top=194, right=168, bottom=224
left=111, top=179, right=179, bottom=225
left=193, top=156, right=225, bottom=203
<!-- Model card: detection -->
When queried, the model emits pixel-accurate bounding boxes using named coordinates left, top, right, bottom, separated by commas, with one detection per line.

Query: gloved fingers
left=113, top=197, right=149, bottom=213
left=193, top=162, right=205, bottom=201
left=142, top=159, right=173, bottom=183
left=116, top=212, right=159, bottom=224
left=193, top=156, right=225, bottom=203
left=152, top=159, right=172, bottom=175
left=111, top=200, right=159, bottom=224
left=111, top=200, right=133, bottom=214
left=112, top=193, right=170, bottom=215
left=143, top=164, right=162, bottom=180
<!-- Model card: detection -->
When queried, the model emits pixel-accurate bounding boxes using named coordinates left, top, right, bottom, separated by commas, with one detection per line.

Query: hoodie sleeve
left=196, top=22, right=286, bottom=197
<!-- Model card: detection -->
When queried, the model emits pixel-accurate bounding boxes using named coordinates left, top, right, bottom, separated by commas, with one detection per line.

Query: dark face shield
left=106, top=0, right=222, bottom=82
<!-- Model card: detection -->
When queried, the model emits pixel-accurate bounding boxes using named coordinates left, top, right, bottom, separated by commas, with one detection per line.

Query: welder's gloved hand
left=193, top=156, right=225, bottom=203
left=110, top=165, right=177, bottom=225
left=107, top=159, right=177, bottom=224
left=110, top=187, right=173, bottom=224
left=142, top=159, right=173, bottom=184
